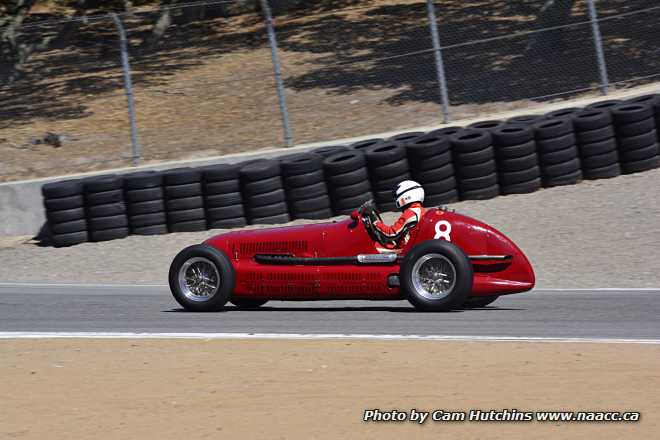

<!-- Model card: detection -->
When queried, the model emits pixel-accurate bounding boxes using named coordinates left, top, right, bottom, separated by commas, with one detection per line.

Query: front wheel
left=400, top=240, right=473, bottom=312
left=168, top=244, right=235, bottom=312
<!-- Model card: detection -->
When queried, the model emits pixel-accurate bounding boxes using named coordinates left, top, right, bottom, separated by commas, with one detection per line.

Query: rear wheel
left=168, top=244, right=235, bottom=312
left=400, top=240, right=473, bottom=311
left=462, top=296, right=499, bottom=308
left=230, top=298, right=269, bottom=309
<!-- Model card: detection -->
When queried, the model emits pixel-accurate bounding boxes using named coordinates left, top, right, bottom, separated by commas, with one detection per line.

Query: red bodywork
left=204, top=208, right=535, bottom=301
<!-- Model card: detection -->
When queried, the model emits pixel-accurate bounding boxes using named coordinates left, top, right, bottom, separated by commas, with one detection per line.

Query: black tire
left=389, top=131, right=425, bottom=143
left=89, top=227, right=129, bottom=242
left=572, top=110, right=612, bottom=131
left=168, top=220, right=208, bottom=233
left=617, top=130, right=658, bottom=151
left=42, top=180, right=83, bottom=198
left=46, top=207, right=86, bottom=224
left=421, top=177, right=457, bottom=195
left=205, top=192, right=243, bottom=208
left=365, top=142, right=407, bottom=167
left=84, top=175, right=122, bottom=193
left=500, top=178, right=542, bottom=195
left=280, top=153, right=323, bottom=176
left=413, top=162, right=455, bottom=182
left=246, top=188, right=288, bottom=207
left=533, top=118, right=573, bottom=139
left=166, top=196, right=204, bottom=211
left=241, top=176, right=283, bottom=197
left=325, top=167, right=369, bottom=187
left=165, top=183, right=202, bottom=199
left=457, top=172, right=498, bottom=191
left=201, top=163, right=240, bottom=182
left=167, top=208, right=206, bottom=223
left=581, top=150, right=619, bottom=169
left=131, top=224, right=169, bottom=235
left=206, top=205, right=246, bottom=221
left=450, top=130, right=493, bottom=153
left=613, top=117, right=656, bottom=138
left=546, top=107, right=583, bottom=120
left=576, top=125, right=615, bottom=144
left=578, top=138, right=617, bottom=157
left=125, top=187, right=164, bottom=203
left=204, top=179, right=240, bottom=195
left=467, top=120, right=504, bottom=131
left=456, top=160, right=497, bottom=179
left=539, top=145, right=579, bottom=166
left=247, top=202, right=289, bottom=218
left=492, top=126, right=534, bottom=146
left=497, top=152, right=538, bottom=172
left=498, top=166, right=541, bottom=186
left=462, top=296, right=499, bottom=308
left=621, top=156, right=660, bottom=174
left=314, top=145, right=349, bottom=157
left=541, top=157, right=581, bottom=177
left=230, top=297, right=269, bottom=309
left=505, top=114, right=545, bottom=126
left=350, top=138, right=384, bottom=151
left=127, top=199, right=165, bottom=215
left=208, top=217, right=248, bottom=229
left=627, top=94, right=660, bottom=106
left=424, top=189, right=459, bottom=206
left=368, top=157, right=409, bottom=179
left=494, top=140, right=536, bottom=160
left=586, top=99, right=622, bottom=111
left=250, top=213, right=291, bottom=225
left=453, top=146, right=495, bottom=165
left=169, top=244, right=235, bottom=312
left=293, top=208, right=334, bottom=220
left=85, top=189, right=123, bottom=206
left=129, top=212, right=167, bottom=227
left=611, top=103, right=654, bottom=124
left=542, top=169, right=583, bottom=187
left=87, top=203, right=126, bottom=218
left=50, top=219, right=87, bottom=234
left=331, top=192, right=373, bottom=213
left=428, top=126, right=464, bottom=137
left=163, top=168, right=201, bottom=185
left=290, top=195, right=332, bottom=213
left=44, top=194, right=84, bottom=211
left=459, top=185, right=500, bottom=200
left=124, top=172, right=163, bottom=190
left=286, top=182, right=327, bottom=201
left=240, top=160, right=281, bottom=181
left=88, top=215, right=128, bottom=230
left=51, top=231, right=88, bottom=247
left=328, top=181, right=371, bottom=199
left=370, top=172, right=411, bottom=191
left=401, top=240, right=473, bottom=311
left=408, top=150, right=452, bottom=172
left=407, top=135, right=450, bottom=157
left=583, top=163, right=621, bottom=180
left=619, top=143, right=659, bottom=162
left=284, top=170, right=325, bottom=188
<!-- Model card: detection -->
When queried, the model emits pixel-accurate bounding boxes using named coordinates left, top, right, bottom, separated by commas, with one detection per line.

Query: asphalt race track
left=0, top=284, right=658, bottom=340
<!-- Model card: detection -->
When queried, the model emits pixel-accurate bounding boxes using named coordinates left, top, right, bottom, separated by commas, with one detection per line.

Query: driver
left=373, top=180, right=426, bottom=248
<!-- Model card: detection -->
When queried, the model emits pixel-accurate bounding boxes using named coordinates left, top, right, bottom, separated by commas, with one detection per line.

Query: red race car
left=168, top=202, right=535, bottom=312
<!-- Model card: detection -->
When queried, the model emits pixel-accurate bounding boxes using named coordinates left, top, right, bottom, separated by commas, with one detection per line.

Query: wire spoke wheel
left=411, top=253, right=457, bottom=300
left=178, top=257, right=221, bottom=302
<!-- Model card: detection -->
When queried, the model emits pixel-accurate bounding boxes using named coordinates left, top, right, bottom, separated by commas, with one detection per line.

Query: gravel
left=1, top=168, right=660, bottom=288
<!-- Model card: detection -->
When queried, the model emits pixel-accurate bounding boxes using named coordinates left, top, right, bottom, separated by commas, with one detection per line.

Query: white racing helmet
left=394, top=180, right=424, bottom=209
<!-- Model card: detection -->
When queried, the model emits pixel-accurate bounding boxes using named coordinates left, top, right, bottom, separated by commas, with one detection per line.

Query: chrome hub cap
left=411, top=253, right=456, bottom=300
left=178, top=257, right=220, bottom=302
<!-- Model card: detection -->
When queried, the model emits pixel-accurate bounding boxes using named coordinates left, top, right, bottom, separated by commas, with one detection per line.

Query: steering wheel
left=359, top=200, right=388, bottom=245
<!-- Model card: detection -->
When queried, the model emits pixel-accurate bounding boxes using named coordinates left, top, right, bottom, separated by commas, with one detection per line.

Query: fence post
left=586, top=0, right=609, bottom=95
left=110, top=13, right=141, bottom=166
left=426, top=0, right=450, bottom=124
left=260, top=0, right=293, bottom=147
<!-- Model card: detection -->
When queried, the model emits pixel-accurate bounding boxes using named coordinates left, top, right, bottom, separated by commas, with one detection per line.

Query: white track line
left=0, top=332, right=658, bottom=344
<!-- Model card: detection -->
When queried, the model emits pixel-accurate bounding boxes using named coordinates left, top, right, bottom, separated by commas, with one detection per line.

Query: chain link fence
left=1, top=0, right=659, bottom=181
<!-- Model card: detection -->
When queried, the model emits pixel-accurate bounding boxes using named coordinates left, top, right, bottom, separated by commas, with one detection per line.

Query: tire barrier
left=164, top=168, right=207, bottom=232
left=571, top=109, right=621, bottom=180
left=239, top=160, right=291, bottom=225
left=42, top=179, right=88, bottom=247
left=202, top=164, right=247, bottom=229
left=280, top=153, right=333, bottom=220
left=450, top=129, right=499, bottom=200
left=37, top=95, right=660, bottom=246
left=124, top=172, right=168, bottom=235
left=611, top=103, right=660, bottom=174
left=83, top=175, right=129, bottom=242
left=365, top=142, right=411, bottom=212
left=533, top=118, right=582, bottom=187
left=491, top=125, right=541, bottom=194
left=323, top=150, right=373, bottom=215
left=405, top=134, right=458, bottom=205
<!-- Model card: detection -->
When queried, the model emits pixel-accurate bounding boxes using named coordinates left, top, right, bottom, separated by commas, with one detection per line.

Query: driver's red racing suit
left=374, top=202, right=426, bottom=248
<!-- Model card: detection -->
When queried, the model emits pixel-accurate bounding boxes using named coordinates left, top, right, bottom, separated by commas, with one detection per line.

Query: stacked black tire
left=405, top=134, right=458, bottom=205
left=506, top=114, right=546, bottom=126
left=611, top=103, right=660, bottom=174
left=124, top=172, right=168, bottom=235
left=365, top=142, right=411, bottom=211
left=323, top=151, right=373, bottom=215
left=164, top=168, right=207, bottom=232
left=240, top=160, right=290, bottom=224
left=491, top=125, right=541, bottom=194
left=84, top=175, right=129, bottom=242
left=42, top=180, right=88, bottom=247
left=202, top=164, right=247, bottom=229
left=571, top=109, right=621, bottom=180
left=532, top=118, right=582, bottom=187
left=280, top=154, right=333, bottom=219
left=350, top=138, right=383, bottom=152
left=450, top=129, right=499, bottom=200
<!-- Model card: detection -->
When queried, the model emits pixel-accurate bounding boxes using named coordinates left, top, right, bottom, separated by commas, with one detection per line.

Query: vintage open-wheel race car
left=169, top=202, right=535, bottom=312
